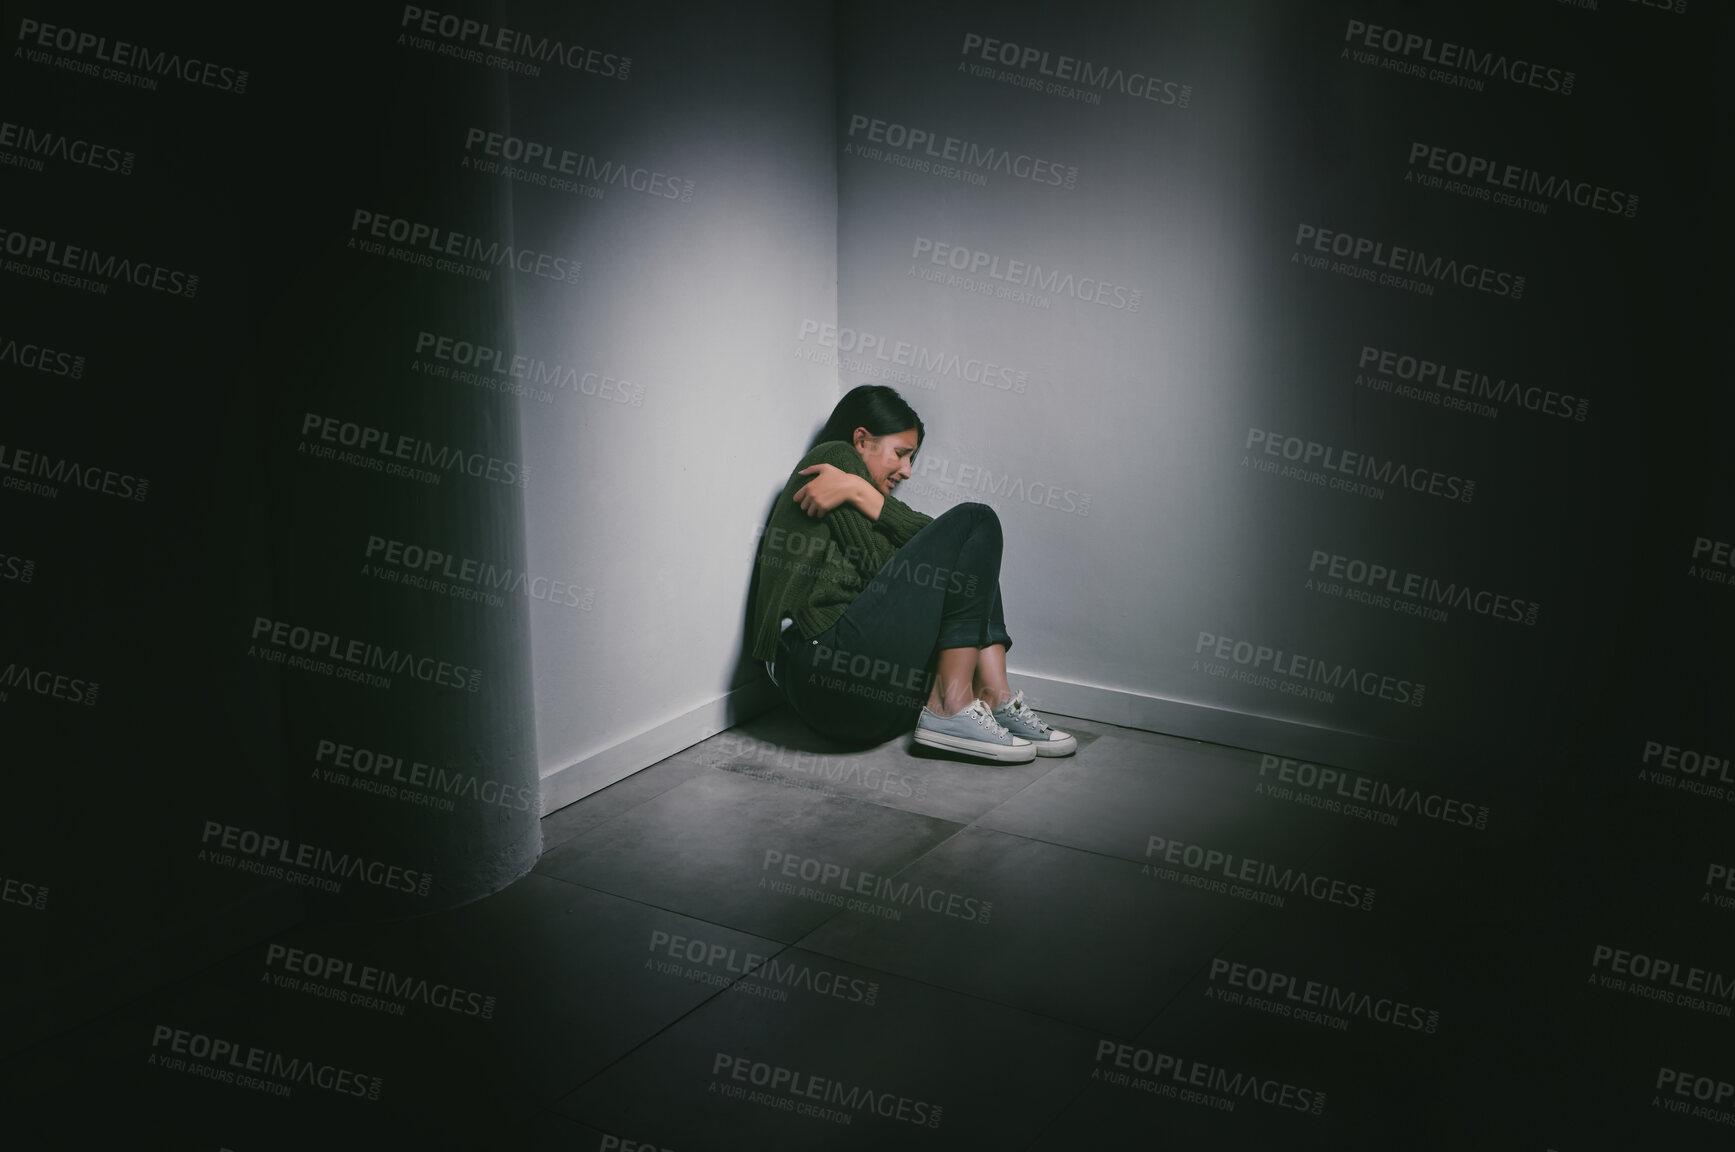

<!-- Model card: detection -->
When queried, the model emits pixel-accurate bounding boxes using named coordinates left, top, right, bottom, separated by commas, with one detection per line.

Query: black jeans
left=774, top=502, right=1012, bottom=745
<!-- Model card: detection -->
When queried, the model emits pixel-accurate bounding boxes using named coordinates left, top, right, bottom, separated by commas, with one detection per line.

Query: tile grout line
left=534, top=720, right=1296, bottom=1129
left=532, top=876, right=1164, bottom=1118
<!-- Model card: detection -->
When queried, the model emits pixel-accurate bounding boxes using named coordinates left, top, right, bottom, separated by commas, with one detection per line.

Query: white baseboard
left=536, top=666, right=1432, bottom=818
left=538, top=678, right=780, bottom=815
left=1010, top=670, right=1426, bottom=774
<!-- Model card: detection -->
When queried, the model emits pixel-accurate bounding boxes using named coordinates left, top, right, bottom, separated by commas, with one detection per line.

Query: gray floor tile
left=555, top=946, right=1094, bottom=1152
left=534, top=768, right=963, bottom=942
left=540, top=754, right=712, bottom=854
left=11, top=708, right=1546, bottom=1151
left=977, top=733, right=1325, bottom=871
left=677, top=702, right=1076, bottom=824
left=302, top=872, right=789, bottom=1100
left=796, top=826, right=1251, bottom=1035
left=37, top=874, right=792, bottom=1127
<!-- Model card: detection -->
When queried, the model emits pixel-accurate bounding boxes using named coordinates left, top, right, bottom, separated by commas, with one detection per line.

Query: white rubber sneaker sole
left=1028, top=732, right=1077, bottom=757
left=912, top=711, right=1036, bottom=763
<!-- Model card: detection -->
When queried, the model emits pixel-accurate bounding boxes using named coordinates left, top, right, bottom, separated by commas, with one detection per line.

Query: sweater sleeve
left=749, top=442, right=874, bottom=661
left=823, top=502, right=896, bottom=584
left=873, top=492, right=932, bottom=548
left=806, top=440, right=932, bottom=548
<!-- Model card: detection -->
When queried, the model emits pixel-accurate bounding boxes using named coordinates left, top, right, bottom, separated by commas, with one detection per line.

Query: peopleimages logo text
left=201, top=820, right=432, bottom=896
left=847, top=113, right=1077, bottom=188
left=1295, top=225, right=1523, bottom=298
left=0, top=332, right=84, bottom=378
left=315, top=737, right=534, bottom=813
left=1358, top=345, right=1587, bottom=421
left=1195, top=630, right=1425, bottom=707
left=300, top=412, right=530, bottom=488
left=1591, top=944, right=1735, bottom=1004
left=1654, top=1067, right=1735, bottom=1126
left=462, top=129, right=691, bottom=201
left=1408, top=142, right=1636, bottom=218
left=711, top=1053, right=943, bottom=1128
left=958, top=32, right=1191, bottom=107
left=1309, top=549, right=1539, bottom=626
left=1692, top=537, right=1735, bottom=572
left=912, top=238, right=1140, bottom=311
left=1094, top=1041, right=1326, bottom=1115
left=911, top=450, right=1091, bottom=516
left=350, top=210, right=579, bottom=284
left=0, top=443, right=147, bottom=501
left=1209, top=958, right=1440, bottom=1033
left=1344, top=19, right=1575, bottom=94
left=0, top=226, right=198, bottom=297
left=0, top=659, right=98, bottom=705
left=16, top=18, right=250, bottom=93
left=250, top=616, right=482, bottom=692
left=795, top=320, right=1028, bottom=393
left=414, top=331, right=640, bottom=405
left=150, top=1025, right=381, bottom=1099
left=761, top=850, right=990, bottom=923
left=1259, top=755, right=1491, bottom=831
left=399, top=6, right=628, bottom=78
left=1246, top=428, right=1474, bottom=503
left=1147, top=834, right=1376, bottom=911
left=265, top=943, right=497, bottom=1017
left=365, top=534, right=591, bottom=609
left=0, top=120, right=134, bottom=174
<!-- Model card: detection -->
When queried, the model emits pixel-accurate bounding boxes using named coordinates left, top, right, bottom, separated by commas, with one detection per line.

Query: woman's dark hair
left=810, top=384, right=924, bottom=461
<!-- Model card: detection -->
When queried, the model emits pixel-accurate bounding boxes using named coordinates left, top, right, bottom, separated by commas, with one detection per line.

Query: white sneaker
left=913, top=699, right=1036, bottom=763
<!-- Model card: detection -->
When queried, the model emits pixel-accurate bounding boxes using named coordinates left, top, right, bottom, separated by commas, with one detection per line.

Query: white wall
left=506, top=0, right=841, bottom=801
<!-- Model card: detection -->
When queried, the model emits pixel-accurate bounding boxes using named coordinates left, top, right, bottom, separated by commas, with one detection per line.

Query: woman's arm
left=794, top=443, right=932, bottom=543
left=848, top=475, right=884, bottom=521
left=803, top=468, right=921, bottom=535
left=870, top=489, right=932, bottom=546
left=841, top=473, right=933, bottom=547
left=792, top=463, right=875, bottom=517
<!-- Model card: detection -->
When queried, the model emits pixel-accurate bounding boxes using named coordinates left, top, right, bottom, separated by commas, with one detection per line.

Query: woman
left=751, top=385, right=1075, bottom=762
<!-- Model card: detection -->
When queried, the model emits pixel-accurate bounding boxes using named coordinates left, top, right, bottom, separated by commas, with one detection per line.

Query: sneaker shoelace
left=966, top=700, right=1010, bottom=736
left=998, top=692, right=1052, bottom=734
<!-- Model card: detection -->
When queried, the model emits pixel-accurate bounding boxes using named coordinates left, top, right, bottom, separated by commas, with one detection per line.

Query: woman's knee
left=940, top=501, right=1001, bottom=535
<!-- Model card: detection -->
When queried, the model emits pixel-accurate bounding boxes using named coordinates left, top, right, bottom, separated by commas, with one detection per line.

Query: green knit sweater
left=750, top=440, right=934, bottom=662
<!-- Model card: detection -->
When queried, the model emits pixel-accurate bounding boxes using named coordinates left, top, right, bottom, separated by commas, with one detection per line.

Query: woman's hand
left=793, top=463, right=868, bottom=518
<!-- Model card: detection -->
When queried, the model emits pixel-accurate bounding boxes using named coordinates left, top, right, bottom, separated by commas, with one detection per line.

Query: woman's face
left=852, top=427, right=919, bottom=495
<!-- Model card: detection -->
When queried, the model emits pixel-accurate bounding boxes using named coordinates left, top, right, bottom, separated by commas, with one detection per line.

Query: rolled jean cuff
left=935, top=619, right=1012, bottom=652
